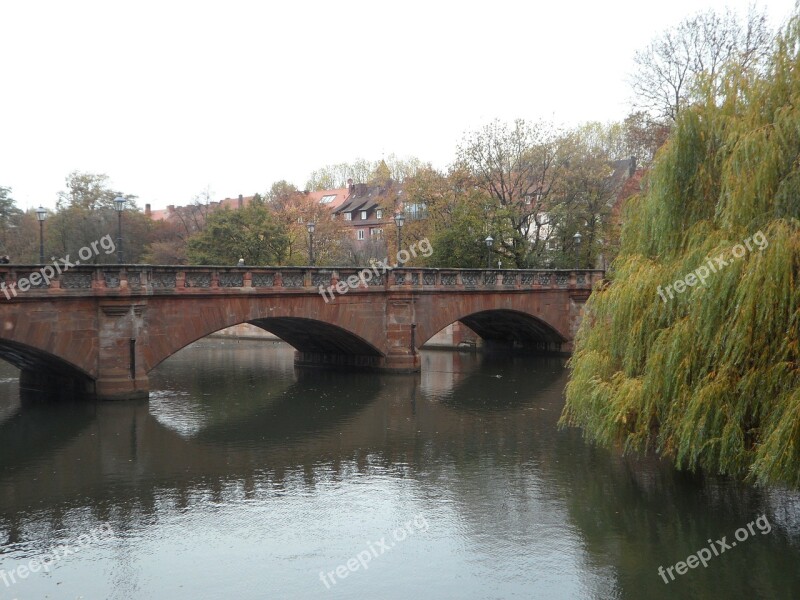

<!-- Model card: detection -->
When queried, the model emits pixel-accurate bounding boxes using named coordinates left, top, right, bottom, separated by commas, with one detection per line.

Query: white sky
left=1, top=0, right=796, bottom=211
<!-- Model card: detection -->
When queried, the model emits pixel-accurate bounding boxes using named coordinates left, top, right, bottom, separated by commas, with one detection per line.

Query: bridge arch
left=143, top=296, right=387, bottom=375
left=417, top=306, right=568, bottom=353
left=0, top=338, right=95, bottom=397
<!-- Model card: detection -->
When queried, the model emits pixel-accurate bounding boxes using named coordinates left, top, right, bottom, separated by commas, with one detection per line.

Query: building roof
left=306, top=188, right=349, bottom=210
left=334, top=182, right=399, bottom=215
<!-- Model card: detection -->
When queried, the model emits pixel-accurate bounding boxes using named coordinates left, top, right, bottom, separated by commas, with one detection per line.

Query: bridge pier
left=95, top=303, right=149, bottom=401
left=384, top=296, right=420, bottom=372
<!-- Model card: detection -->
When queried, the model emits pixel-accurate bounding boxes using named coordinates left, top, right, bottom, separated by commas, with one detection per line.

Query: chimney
left=347, top=178, right=355, bottom=195
left=145, top=203, right=151, bottom=217
left=356, top=183, right=367, bottom=196
left=238, top=194, right=243, bottom=209
left=167, top=205, right=175, bottom=214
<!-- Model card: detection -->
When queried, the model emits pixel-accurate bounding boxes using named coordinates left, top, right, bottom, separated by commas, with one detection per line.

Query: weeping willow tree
left=561, top=13, right=800, bottom=488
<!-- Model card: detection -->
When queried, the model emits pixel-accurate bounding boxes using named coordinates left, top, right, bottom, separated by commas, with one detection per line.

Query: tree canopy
left=630, top=6, right=772, bottom=121
left=186, top=201, right=288, bottom=265
left=562, top=13, right=800, bottom=487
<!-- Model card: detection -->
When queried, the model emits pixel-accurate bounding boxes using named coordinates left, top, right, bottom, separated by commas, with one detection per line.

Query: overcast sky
left=1, top=0, right=795, bottom=211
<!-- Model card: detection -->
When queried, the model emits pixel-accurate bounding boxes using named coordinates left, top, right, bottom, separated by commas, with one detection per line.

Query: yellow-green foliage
left=561, top=15, right=800, bottom=487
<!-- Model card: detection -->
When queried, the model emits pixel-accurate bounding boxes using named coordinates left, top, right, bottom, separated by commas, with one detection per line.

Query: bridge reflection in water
left=0, top=341, right=799, bottom=599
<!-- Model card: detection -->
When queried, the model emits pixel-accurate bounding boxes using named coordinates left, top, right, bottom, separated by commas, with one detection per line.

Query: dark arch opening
left=147, top=317, right=386, bottom=375
left=240, top=317, right=383, bottom=370
left=0, top=339, right=95, bottom=399
left=455, top=309, right=567, bottom=352
left=248, top=317, right=382, bottom=357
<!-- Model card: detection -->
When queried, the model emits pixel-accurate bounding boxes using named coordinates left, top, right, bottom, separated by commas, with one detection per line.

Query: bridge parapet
left=0, top=265, right=604, bottom=299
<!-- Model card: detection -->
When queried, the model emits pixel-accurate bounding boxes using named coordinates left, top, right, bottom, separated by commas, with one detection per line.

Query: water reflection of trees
left=0, top=343, right=798, bottom=598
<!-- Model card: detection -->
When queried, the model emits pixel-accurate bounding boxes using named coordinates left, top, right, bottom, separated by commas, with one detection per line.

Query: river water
left=0, top=340, right=798, bottom=600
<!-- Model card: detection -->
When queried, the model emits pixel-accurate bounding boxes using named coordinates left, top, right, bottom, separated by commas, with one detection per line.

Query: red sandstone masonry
left=0, top=266, right=603, bottom=399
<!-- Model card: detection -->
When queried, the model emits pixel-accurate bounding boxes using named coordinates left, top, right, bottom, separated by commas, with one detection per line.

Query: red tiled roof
left=307, top=188, right=349, bottom=210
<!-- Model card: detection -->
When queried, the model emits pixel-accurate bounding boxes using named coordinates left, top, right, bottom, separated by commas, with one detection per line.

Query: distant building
left=145, top=194, right=255, bottom=222
left=333, top=179, right=400, bottom=245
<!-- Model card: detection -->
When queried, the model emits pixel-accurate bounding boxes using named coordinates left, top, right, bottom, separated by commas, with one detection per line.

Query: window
left=344, top=212, right=352, bottom=221
left=360, top=210, right=367, bottom=220
left=370, top=227, right=383, bottom=238
left=319, top=194, right=337, bottom=204
left=405, top=202, right=428, bottom=220
left=376, top=209, right=383, bottom=219
left=357, top=229, right=365, bottom=240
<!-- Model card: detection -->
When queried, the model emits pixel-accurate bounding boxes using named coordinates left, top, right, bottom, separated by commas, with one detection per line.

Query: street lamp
left=306, top=221, right=316, bottom=265
left=394, top=212, right=405, bottom=260
left=114, top=196, right=126, bottom=264
left=485, top=235, right=493, bottom=268
left=35, top=206, right=47, bottom=264
left=573, top=231, right=582, bottom=269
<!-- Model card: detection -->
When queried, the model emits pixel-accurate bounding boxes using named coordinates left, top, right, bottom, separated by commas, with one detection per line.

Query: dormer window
left=361, top=210, right=367, bottom=220
left=376, top=209, right=383, bottom=219
left=344, top=212, right=352, bottom=221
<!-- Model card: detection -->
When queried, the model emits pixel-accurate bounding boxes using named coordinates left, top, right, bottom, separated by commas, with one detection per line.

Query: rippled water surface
left=0, top=340, right=799, bottom=599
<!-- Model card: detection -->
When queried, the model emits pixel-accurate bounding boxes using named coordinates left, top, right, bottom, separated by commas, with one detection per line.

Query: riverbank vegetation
left=561, top=13, right=800, bottom=488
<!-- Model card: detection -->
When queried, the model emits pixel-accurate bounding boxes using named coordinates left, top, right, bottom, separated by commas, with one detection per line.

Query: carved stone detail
left=251, top=273, right=274, bottom=287
left=219, top=273, right=243, bottom=287
left=281, top=272, right=304, bottom=287
left=185, top=272, right=211, bottom=288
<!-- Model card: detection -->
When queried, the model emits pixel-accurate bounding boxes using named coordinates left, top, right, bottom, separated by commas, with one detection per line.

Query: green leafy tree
left=562, top=13, right=800, bottom=488
left=186, top=203, right=288, bottom=265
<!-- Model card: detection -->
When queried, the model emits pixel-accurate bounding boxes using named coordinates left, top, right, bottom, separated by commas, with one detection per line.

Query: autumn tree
left=268, top=188, right=345, bottom=265
left=546, top=133, right=623, bottom=268
left=142, top=187, right=216, bottom=264
left=50, top=171, right=153, bottom=263
left=305, top=155, right=427, bottom=190
left=630, top=6, right=772, bottom=121
left=563, top=12, right=800, bottom=487
left=0, top=187, right=39, bottom=262
left=455, top=119, right=570, bottom=267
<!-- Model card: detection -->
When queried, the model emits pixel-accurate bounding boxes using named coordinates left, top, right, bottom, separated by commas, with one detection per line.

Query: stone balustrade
left=0, top=265, right=604, bottom=297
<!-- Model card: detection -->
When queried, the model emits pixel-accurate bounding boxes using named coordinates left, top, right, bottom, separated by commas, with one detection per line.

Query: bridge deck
left=0, top=265, right=603, bottom=298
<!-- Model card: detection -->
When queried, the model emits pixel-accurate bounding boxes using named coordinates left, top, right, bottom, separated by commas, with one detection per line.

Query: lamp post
left=485, top=235, right=493, bottom=268
left=35, top=206, right=47, bottom=264
left=114, top=196, right=127, bottom=264
left=573, top=231, right=582, bottom=269
left=306, top=221, right=316, bottom=265
left=394, top=212, right=405, bottom=262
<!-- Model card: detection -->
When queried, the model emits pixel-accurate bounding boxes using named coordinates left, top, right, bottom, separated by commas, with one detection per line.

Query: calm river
left=0, top=340, right=798, bottom=599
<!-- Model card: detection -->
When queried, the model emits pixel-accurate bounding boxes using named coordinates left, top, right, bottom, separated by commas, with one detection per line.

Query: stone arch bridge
left=0, top=265, right=602, bottom=400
